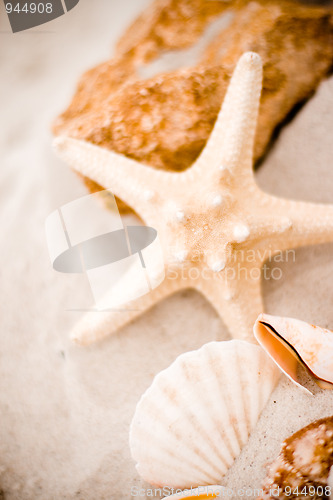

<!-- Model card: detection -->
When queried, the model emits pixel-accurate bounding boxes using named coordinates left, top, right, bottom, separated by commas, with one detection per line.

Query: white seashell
left=162, top=485, right=226, bottom=499
left=253, top=313, right=333, bottom=393
left=129, top=340, right=279, bottom=489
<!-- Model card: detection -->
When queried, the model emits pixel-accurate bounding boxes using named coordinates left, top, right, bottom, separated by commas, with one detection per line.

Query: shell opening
left=255, top=320, right=333, bottom=391
left=255, top=321, right=302, bottom=387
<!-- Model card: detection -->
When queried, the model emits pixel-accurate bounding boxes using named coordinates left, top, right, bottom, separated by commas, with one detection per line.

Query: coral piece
left=254, top=314, right=333, bottom=393
left=130, top=340, right=280, bottom=488
left=201, top=0, right=333, bottom=161
left=115, top=0, right=232, bottom=64
left=257, top=417, right=333, bottom=500
left=53, top=0, right=333, bottom=213
left=54, top=52, right=333, bottom=345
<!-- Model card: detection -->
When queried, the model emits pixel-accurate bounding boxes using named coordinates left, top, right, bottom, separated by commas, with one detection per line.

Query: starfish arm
left=262, top=196, right=333, bottom=252
left=188, top=52, right=262, bottom=180
left=53, top=136, right=171, bottom=221
left=196, top=265, right=263, bottom=343
left=241, top=213, right=293, bottom=245
left=70, top=277, right=184, bottom=345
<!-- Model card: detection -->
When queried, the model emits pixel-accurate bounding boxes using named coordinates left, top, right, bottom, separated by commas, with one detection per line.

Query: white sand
left=1, top=0, right=333, bottom=499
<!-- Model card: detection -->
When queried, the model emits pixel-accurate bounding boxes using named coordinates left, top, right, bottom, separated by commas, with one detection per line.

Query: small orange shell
left=253, top=314, right=333, bottom=393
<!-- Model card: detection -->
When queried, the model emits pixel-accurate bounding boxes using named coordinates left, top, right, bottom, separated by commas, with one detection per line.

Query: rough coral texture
left=115, top=0, right=231, bottom=64
left=257, top=417, right=333, bottom=500
left=53, top=0, right=333, bottom=212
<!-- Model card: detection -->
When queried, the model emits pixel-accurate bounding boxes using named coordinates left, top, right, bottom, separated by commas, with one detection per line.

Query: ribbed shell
left=130, top=340, right=280, bottom=489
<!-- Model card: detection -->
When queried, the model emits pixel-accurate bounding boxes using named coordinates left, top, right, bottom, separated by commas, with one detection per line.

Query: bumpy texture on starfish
left=54, top=52, right=333, bottom=345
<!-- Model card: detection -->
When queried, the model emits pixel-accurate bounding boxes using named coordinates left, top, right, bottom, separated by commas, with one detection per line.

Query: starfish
left=54, top=52, right=333, bottom=346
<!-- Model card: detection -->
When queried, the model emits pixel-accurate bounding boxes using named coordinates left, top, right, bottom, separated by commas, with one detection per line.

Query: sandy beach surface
left=1, top=0, right=333, bottom=498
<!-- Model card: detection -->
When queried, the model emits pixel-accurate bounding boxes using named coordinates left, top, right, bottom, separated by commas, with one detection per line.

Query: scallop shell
left=129, top=340, right=279, bottom=489
left=162, top=486, right=226, bottom=499
left=254, top=313, right=333, bottom=393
